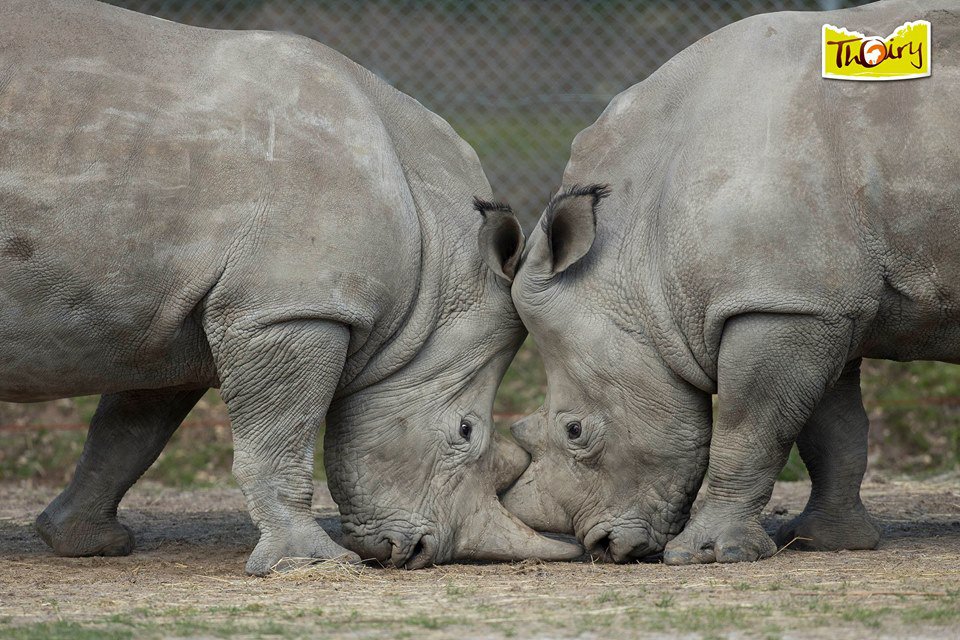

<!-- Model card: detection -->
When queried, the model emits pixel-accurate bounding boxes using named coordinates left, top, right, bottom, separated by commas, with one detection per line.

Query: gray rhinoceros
left=502, top=0, right=958, bottom=564
left=0, top=0, right=580, bottom=575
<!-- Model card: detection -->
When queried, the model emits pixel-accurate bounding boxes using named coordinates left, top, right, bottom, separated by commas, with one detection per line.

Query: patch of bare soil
left=1, top=477, right=958, bottom=639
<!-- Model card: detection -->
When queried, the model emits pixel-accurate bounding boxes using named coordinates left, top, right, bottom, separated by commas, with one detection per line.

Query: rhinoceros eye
left=566, top=421, right=582, bottom=439
left=459, top=420, right=473, bottom=441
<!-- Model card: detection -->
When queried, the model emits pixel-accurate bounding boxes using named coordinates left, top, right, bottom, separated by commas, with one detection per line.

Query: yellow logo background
left=822, top=20, right=931, bottom=81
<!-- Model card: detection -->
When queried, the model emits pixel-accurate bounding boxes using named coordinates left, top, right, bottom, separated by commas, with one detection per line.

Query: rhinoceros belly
left=0, top=247, right=218, bottom=402
left=862, top=277, right=960, bottom=365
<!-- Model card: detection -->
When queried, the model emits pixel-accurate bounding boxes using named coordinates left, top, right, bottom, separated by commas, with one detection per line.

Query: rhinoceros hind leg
left=775, top=503, right=880, bottom=552
left=36, top=509, right=135, bottom=557
left=664, top=313, right=853, bottom=565
left=775, top=360, right=880, bottom=551
left=211, top=319, right=360, bottom=576
left=36, top=388, right=206, bottom=557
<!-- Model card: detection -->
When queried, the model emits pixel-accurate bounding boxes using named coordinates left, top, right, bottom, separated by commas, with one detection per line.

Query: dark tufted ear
left=475, top=197, right=525, bottom=283
left=540, top=184, right=610, bottom=274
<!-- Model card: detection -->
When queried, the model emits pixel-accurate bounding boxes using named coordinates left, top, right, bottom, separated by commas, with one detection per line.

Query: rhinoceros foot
left=663, top=517, right=776, bottom=565
left=245, top=520, right=361, bottom=576
left=36, top=505, right=135, bottom=557
left=775, top=503, right=880, bottom=552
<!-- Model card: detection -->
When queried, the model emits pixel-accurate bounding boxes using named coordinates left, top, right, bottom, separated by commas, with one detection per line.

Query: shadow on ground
left=1, top=478, right=959, bottom=639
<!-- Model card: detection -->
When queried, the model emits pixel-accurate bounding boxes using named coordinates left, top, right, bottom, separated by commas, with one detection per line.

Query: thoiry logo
left=822, top=20, right=931, bottom=81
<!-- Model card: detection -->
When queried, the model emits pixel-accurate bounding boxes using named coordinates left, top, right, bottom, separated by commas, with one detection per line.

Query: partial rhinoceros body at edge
left=0, top=0, right=580, bottom=575
left=504, top=0, right=959, bottom=565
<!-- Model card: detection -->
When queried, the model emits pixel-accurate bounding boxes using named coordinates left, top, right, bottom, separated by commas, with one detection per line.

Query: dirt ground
left=1, top=477, right=958, bottom=639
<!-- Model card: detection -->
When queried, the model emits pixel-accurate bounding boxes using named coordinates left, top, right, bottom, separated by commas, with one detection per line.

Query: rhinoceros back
left=561, top=0, right=960, bottom=371
left=0, top=0, right=423, bottom=400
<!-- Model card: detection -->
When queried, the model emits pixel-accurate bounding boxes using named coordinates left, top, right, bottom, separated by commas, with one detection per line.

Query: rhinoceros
left=502, top=0, right=958, bottom=564
left=0, top=0, right=580, bottom=575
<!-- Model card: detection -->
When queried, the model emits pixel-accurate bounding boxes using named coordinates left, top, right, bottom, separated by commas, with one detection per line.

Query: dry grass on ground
left=1, top=477, right=958, bottom=639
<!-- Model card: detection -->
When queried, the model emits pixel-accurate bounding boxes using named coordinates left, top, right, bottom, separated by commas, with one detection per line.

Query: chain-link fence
left=103, top=0, right=869, bottom=225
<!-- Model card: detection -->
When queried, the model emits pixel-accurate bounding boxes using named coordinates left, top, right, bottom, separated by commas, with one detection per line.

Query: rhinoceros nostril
left=409, top=538, right=425, bottom=562
left=404, top=534, right=436, bottom=570
left=383, top=534, right=409, bottom=567
left=383, top=532, right=435, bottom=569
left=589, top=526, right=660, bottom=563
left=588, top=534, right=613, bottom=562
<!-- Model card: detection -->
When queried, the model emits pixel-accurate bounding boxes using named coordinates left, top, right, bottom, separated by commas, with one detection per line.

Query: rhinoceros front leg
left=213, top=319, right=360, bottom=575
left=664, top=313, right=852, bottom=565
left=775, top=359, right=880, bottom=551
left=37, top=388, right=206, bottom=557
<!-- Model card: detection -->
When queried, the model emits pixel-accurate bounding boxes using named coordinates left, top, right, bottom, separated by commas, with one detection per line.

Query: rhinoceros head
left=501, top=185, right=712, bottom=562
left=324, top=199, right=582, bottom=568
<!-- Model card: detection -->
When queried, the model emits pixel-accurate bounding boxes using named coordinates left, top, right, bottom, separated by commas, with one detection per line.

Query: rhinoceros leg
left=212, top=319, right=360, bottom=576
left=664, top=313, right=852, bottom=565
left=775, top=359, right=881, bottom=551
left=36, top=388, right=205, bottom=557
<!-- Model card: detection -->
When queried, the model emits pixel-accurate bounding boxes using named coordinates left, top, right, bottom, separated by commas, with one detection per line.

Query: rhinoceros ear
left=475, top=197, right=525, bottom=283
left=540, top=184, right=610, bottom=274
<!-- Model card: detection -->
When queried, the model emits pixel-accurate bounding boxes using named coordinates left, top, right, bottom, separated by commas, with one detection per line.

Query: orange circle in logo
left=860, top=38, right=887, bottom=67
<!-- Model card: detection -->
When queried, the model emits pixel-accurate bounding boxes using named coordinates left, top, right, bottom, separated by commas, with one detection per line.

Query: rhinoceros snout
left=584, top=523, right=659, bottom=563
left=354, top=530, right=436, bottom=569
left=396, top=533, right=436, bottom=570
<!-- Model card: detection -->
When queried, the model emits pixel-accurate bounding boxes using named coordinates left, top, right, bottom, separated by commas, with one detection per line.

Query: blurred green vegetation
left=494, top=337, right=548, bottom=418
left=455, top=109, right=586, bottom=174
left=1, top=343, right=958, bottom=487
left=861, top=359, right=960, bottom=473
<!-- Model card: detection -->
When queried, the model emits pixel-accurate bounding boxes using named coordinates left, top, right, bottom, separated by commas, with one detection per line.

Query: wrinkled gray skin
left=0, top=0, right=580, bottom=575
left=504, top=0, right=959, bottom=564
